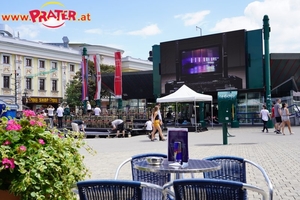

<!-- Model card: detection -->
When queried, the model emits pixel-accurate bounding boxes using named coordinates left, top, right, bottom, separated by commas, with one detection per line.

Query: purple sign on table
left=167, top=128, right=188, bottom=162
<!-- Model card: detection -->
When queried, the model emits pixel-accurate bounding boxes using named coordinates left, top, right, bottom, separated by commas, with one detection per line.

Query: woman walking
left=260, top=105, right=270, bottom=133
left=281, top=103, right=294, bottom=135
left=150, top=106, right=166, bottom=141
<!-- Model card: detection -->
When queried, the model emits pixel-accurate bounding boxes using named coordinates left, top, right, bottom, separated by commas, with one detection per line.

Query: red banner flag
left=114, top=52, right=122, bottom=99
left=94, top=55, right=101, bottom=100
left=81, top=57, right=88, bottom=101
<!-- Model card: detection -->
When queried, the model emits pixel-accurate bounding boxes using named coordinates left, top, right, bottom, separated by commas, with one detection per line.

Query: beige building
left=0, top=24, right=153, bottom=111
left=0, top=25, right=81, bottom=111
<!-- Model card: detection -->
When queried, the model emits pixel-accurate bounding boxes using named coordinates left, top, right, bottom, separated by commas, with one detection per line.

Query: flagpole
left=82, top=47, right=88, bottom=114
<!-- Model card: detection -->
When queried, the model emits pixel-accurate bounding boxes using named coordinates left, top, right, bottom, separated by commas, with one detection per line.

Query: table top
left=133, top=159, right=221, bottom=174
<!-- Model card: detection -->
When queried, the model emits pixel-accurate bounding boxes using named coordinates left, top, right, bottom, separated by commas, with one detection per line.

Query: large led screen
left=181, top=46, right=221, bottom=77
left=160, top=29, right=246, bottom=94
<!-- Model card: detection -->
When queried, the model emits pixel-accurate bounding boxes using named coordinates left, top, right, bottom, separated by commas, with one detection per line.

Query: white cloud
left=15, top=24, right=41, bottom=39
left=84, top=28, right=102, bottom=35
left=210, top=0, right=300, bottom=53
left=174, top=10, right=210, bottom=26
left=127, top=24, right=161, bottom=36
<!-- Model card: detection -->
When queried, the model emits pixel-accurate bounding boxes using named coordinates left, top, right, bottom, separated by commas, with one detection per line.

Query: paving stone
left=80, top=126, right=300, bottom=199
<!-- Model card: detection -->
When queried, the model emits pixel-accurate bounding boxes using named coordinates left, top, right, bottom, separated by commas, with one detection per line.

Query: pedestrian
left=94, top=105, right=101, bottom=116
left=150, top=106, right=166, bottom=141
left=109, top=119, right=125, bottom=138
left=271, top=102, right=276, bottom=132
left=56, top=104, right=64, bottom=128
left=87, top=101, right=92, bottom=116
left=274, top=98, right=282, bottom=134
left=154, top=103, right=164, bottom=140
left=144, top=118, right=153, bottom=139
left=281, top=103, right=294, bottom=135
left=260, top=105, right=270, bottom=133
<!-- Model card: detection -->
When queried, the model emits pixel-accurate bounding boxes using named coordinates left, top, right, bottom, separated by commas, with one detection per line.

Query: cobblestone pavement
left=80, top=126, right=300, bottom=200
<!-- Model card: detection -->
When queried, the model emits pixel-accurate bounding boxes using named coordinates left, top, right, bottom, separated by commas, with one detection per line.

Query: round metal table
left=134, top=159, right=221, bottom=174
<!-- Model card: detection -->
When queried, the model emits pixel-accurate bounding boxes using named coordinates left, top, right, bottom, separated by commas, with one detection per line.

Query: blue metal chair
left=76, top=179, right=164, bottom=200
left=114, top=153, right=171, bottom=200
left=163, top=178, right=267, bottom=200
left=202, top=155, right=273, bottom=200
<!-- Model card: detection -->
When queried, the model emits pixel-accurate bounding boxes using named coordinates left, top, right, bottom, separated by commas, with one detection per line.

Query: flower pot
left=0, top=190, right=20, bottom=200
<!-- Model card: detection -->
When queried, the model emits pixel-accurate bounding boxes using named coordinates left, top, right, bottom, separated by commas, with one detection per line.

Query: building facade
left=0, top=25, right=82, bottom=111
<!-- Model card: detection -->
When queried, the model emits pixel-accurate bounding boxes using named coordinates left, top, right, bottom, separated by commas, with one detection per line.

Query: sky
left=1, top=0, right=300, bottom=60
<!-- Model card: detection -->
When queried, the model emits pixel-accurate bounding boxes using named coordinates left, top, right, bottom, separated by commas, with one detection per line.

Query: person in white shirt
left=47, top=105, right=55, bottom=128
left=94, top=106, right=101, bottom=116
left=144, top=118, right=153, bottom=139
left=56, top=105, right=64, bottom=128
left=260, top=105, right=271, bottom=133
left=87, top=101, right=92, bottom=116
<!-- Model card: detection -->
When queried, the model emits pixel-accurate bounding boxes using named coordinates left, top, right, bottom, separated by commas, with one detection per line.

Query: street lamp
left=23, top=89, right=28, bottom=108
left=196, top=26, right=202, bottom=36
left=82, top=47, right=89, bottom=114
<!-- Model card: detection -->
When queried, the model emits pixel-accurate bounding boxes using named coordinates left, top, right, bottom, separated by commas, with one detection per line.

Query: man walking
left=274, top=98, right=282, bottom=134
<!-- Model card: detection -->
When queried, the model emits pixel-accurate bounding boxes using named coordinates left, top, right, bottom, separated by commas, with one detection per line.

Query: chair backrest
left=203, top=155, right=247, bottom=183
left=130, top=153, right=171, bottom=199
left=169, top=178, right=267, bottom=200
left=203, top=155, right=273, bottom=200
left=130, top=153, right=170, bottom=185
left=77, top=180, right=143, bottom=200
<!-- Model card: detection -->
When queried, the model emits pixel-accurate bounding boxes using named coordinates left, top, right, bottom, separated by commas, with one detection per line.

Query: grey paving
left=80, top=125, right=300, bottom=200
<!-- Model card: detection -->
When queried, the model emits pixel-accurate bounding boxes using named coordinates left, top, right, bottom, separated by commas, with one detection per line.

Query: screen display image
left=181, top=46, right=221, bottom=76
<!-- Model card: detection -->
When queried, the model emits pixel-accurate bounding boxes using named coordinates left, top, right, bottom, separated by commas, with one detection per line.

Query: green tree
left=64, top=60, right=115, bottom=107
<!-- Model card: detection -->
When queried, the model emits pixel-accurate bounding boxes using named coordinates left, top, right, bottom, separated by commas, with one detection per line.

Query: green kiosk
left=217, top=91, right=239, bottom=145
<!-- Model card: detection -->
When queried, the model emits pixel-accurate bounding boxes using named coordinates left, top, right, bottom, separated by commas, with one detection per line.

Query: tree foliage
left=64, top=60, right=115, bottom=107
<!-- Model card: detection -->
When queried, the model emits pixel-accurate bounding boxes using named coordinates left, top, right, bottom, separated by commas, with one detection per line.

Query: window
left=26, top=78, right=32, bottom=90
left=26, top=58, right=32, bottom=67
left=3, top=76, right=10, bottom=88
left=52, top=80, right=57, bottom=91
left=39, top=60, right=45, bottom=68
left=39, top=79, right=45, bottom=90
left=3, top=55, right=10, bottom=64
left=70, top=64, right=75, bottom=72
left=51, top=62, right=57, bottom=69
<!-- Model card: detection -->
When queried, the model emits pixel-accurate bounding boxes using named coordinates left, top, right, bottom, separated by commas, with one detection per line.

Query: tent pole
left=211, top=101, right=213, bottom=129
left=194, top=101, right=197, bottom=132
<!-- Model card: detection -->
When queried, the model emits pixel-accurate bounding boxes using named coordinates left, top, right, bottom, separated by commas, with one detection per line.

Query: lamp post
left=23, top=89, right=28, bottom=108
left=82, top=47, right=89, bottom=115
left=196, top=26, right=202, bottom=36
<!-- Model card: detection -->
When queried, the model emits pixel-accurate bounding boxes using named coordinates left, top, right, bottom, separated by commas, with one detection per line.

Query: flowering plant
left=0, top=110, right=92, bottom=200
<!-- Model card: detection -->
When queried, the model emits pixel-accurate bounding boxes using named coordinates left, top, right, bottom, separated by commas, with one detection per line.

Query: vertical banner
left=94, top=55, right=101, bottom=100
left=114, top=52, right=122, bottom=99
left=81, top=57, right=87, bottom=101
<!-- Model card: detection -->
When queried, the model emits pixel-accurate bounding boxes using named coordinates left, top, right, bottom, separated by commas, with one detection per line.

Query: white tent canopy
left=156, top=84, right=213, bottom=130
left=157, top=84, right=212, bottom=103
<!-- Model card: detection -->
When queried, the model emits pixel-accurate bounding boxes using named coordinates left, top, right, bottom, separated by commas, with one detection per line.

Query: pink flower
left=36, top=121, right=43, bottom=127
left=19, top=145, right=27, bottom=152
left=30, top=120, right=36, bottom=125
left=37, top=114, right=44, bottom=119
left=2, top=158, right=15, bottom=169
left=6, top=120, right=22, bottom=131
left=38, top=139, right=45, bottom=145
left=3, top=140, right=11, bottom=145
left=23, top=110, right=36, bottom=117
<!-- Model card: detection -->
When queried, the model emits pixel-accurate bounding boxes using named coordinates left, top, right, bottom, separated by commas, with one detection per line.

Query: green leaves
left=0, top=115, right=94, bottom=200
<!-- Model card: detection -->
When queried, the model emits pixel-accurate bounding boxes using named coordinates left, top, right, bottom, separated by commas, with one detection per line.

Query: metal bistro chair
left=202, top=155, right=273, bottom=200
left=75, top=180, right=164, bottom=200
left=114, top=153, right=171, bottom=200
left=163, top=178, right=267, bottom=200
